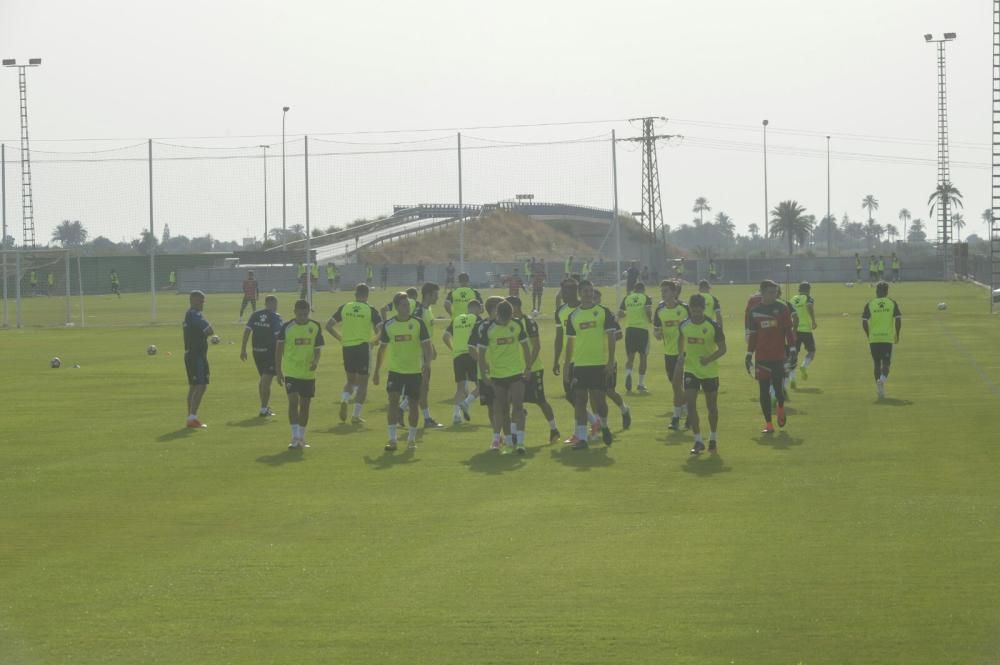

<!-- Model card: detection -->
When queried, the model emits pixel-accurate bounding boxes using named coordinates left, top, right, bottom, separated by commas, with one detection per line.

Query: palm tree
left=862, top=195, right=879, bottom=223
left=864, top=218, right=884, bottom=248
left=692, top=197, right=711, bottom=226
left=713, top=211, right=735, bottom=237
left=769, top=200, right=814, bottom=256
left=885, top=223, right=899, bottom=243
left=748, top=223, right=760, bottom=239
left=928, top=183, right=964, bottom=242
left=51, top=220, right=89, bottom=247
left=908, top=218, right=926, bottom=243
left=982, top=208, right=994, bottom=237
left=816, top=214, right=838, bottom=254
left=951, top=213, right=966, bottom=242
left=898, top=208, right=911, bottom=242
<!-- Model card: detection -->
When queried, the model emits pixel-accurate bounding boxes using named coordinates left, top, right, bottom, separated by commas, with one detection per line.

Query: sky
left=0, top=0, right=995, bottom=247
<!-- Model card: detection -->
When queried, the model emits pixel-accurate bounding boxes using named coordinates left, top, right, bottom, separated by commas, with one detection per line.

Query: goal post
left=0, top=247, right=73, bottom=328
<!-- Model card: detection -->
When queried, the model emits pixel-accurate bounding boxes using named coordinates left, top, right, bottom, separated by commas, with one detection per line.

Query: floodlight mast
left=924, top=33, right=957, bottom=278
left=3, top=57, right=42, bottom=248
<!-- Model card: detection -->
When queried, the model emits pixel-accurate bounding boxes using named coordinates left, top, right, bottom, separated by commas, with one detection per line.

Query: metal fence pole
left=15, top=249, right=21, bottom=328
left=148, top=139, right=157, bottom=323
left=458, top=132, right=464, bottom=272
left=304, top=135, right=312, bottom=305
left=612, top=130, right=621, bottom=305
left=64, top=249, right=71, bottom=324
left=2, top=251, right=7, bottom=327
left=77, top=254, right=85, bottom=328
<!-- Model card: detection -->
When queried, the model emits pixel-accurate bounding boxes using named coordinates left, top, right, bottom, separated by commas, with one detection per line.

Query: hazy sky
left=0, top=0, right=994, bottom=246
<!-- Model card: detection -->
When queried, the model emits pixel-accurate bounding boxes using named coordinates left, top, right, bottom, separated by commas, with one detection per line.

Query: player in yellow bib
left=653, top=279, right=690, bottom=431
left=617, top=282, right=652, bottom=393
left=675, top=293, right=727, bottom=455
left=862, top=281, right=901, bottom=399
left=326, top=283, right=382, bottom=424
left=697, top=280, right=722, bottom=324
left=444, top=272, right=483, bottom=320
left=414, top=282, right=443, bottom=428
left=275, top=299, right=325, bottom=450
left=788, top=282, right=817, bottom=388
left=508, top=296, right=561, bottom=444
left=477, top=300, right=531, bottom=453
left=443, top=299, right=482, bottom=425
left=563, top=280, right=617, bottom=448
left=374, top=292, right=432, bottom=450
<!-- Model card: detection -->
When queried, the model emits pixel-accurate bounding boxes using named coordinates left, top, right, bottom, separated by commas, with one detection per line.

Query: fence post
left=304, top=135, right=312, bottom=305
left=15, top=249, right=21, bottom=328
left=77, top=254, right=85, bottom=328
left=148, top=139, right=157, bottom=323
left=458, top=132, right=464, bottom=272
left=64, top=249, right=71, bottom=324
left=612, top=130, right=621, bottom=305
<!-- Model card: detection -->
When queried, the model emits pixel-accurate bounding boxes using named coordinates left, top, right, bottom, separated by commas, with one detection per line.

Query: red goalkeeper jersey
left=747, top=300, right=795, bottom=361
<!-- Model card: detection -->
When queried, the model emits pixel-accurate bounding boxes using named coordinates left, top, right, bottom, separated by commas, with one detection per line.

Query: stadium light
left=1, top=59, right=15, bottom=66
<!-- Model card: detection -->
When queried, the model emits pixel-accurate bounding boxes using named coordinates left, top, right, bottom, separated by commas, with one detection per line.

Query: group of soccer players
left=181, top=267, right=903, bottom=455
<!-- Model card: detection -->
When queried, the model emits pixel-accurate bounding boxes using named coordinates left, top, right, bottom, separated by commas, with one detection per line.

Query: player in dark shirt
left=746, top=280, right=796, bottom=433
left=182, top=290, right=215, bottom=429
left=240, top=295, right=283, bottom=417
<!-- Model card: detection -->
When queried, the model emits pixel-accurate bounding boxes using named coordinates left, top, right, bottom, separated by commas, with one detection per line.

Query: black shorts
left=755, top=360, right=785, bottom=382
left=386, top=371, right=422, bottom=398
left=185, top=352, right=210, bottom=386
left=664, top=354, right=679, bottom=379
left=572, top=365, right=607, bottom=392
left=625, top=328, right=650, bottom=356
left=796, top=332, right=816, bottom=354
left=253, top=349, right=276, bottom=376
left=524, top=369, right=546, bottom=404
left=870, top=343, right=893, bottom=363
left=532, top=286, right=544, bottom=295
left=453, top=354, right=477, bottom=383
left=284, top=377, right=316, bottom=398
left=491, top=375, right=524, bottom=389
left=479, top=379, right=495, bottom=406
left=684, top=372, right=719, bottom=393
left=342, top=343, right=371, bottom=375
left=241, top=296, right=256, bottom=306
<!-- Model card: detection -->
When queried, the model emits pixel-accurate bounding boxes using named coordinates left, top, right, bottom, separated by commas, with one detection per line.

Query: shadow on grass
left=681, top=454, right=732, bottom=477
left=325, top=422, right=372, bottom=434
left=795, top=387, right=823, bottom=395
left=363, top=448, right=421, bottom=470
left=462, top=445, right=541, bottom=475
left=875, top=397, right=914, bottom=406
left=255, top=448, right=305, bottom=466
left=157, top=428, right=195, bottom=442
left=549, top=445, right=615, bottom=471
left=753, top=431, right=805, bottom=450
left=659, top=428, right=689, bottom=446
left=226, top=417, right=272, bottom=428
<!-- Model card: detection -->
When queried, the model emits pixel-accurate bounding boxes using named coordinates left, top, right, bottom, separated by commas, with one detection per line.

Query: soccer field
left=2, top=281, right=999, bottom=664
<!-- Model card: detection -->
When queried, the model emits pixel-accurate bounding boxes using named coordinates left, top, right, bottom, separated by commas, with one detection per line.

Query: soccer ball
left=937, top=302, right=948, bottom=311
left=147, top=344, right=158, bottom=355
left=845, top=282, right=855, bottom=288
left=729, top=280, right=734, bottom=284
left=50, top=357, right=61, bottom=368
left=210, top=335, right=221, bottom=345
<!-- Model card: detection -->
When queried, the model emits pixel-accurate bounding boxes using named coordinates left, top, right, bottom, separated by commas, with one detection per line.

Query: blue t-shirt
left=246, top=309, right=283, bottom=352
left=183, top=308, right=211, bottom=354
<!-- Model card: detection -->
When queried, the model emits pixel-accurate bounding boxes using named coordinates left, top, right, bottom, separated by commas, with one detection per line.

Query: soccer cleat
left=424, top=418, right=444, bottom=429
left=589, top=421, right=601, bottom=439
left=288, top=439, right=299, bottom=449
left=300, top=441, right=311, bottom=449
left=460, top=402, right=471, bottom=421
left=562, top=435, right=582, bottom=446
left=776, top=406, right=787, bottom=428
left=515, top=444, right=526, bottom=455
left=186, top=419, right=207, bottom=429
left=384, top=441, right=398, bottom=451
left=708, top=439, right=718, bottom=454
left=351, top=416, right=366, bottom=425
left=339, top=401, right=348, bottom=422
left=669, top=416, right=680, bottom=431
left=571, top=438, right=589, bottom=450
left=259, top=408, right=275, bottom=417
left=690, top=440, right=705, bottom=455
left=601, top=427, right=613, bottom=446
left=761, top=422, right=775, bottom=434
left=491, top=439, right=502, bottom=451
left=625, top=373, right=633, bottom=392
left=622, top=408, right=632, bottom=431
left=406, top=441, right=417, bottom=450
left=452, top=415, right=463, bottom=426
left=799, top=366, right=808, bottom=380
left=637, top=385, right=649, bottom=394
left=549, top=429, right=561, bottom=444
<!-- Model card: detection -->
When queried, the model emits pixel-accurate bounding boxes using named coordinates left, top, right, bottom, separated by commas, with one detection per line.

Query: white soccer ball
left=729, top=280, right=734, bottom=284
left=50, top=357, right=61, bottom=368
left=937, top=302, right=948, bottom=311
left=210, top=335, right=221, bottom=345
left=147, top=344, right=158, bottom=356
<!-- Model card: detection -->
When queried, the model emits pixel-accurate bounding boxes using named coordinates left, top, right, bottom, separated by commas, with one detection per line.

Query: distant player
left=275, top=299, right=324, bottom=449
left=326, top=262, right=339, bottom=292
left=530, top=263, right=546, bottom=313
left=672, top=259, right=684, bottom=282
left=891, top=254, right=901, bottom=282
left=477, top=300, right=532, bottom=453
left=625, top=262, right=640, bottom=292
left=46, top=272, right=54, bottom=296
left=877, top=256, right=886, bottom=281
left=746, top=280, right=796, bottom=434
left=697, top=280, right=722, bottom=325
left=443, top=299, right=482, bottom=425
left=240, top=295, right=283, bottom=417
left=416, top=261, right=425, bottom=283
left=469, top=296, right=505, bottom=447
left=708, top=259, right=719, bottom=282
left=564, top=255, right=574, bottom=277
left=380, top=265, right=389, bottom=290
left=29, top=270, right=38, bottom=296
left=862, top=281, right=902, bottom=399
left=675, top=293, right=727, bottom=455
left=168, top=270, right=177, bottom=290
left=854, top=253, right=862, bottom=281
left=182, top=290, right=214, bottom=429
left=373, top=292, right=432, bottom=450
left=414, top=282, right=442, bottom=428
left=654, top=279, right=690, bottom=431
left=868, top=256, right=877, bottom=284
left=445, top=261, right=456, bottom=289
left=326, top=283, right=382, bottom=424
left=239, top=270, right=258, bottom=321
left=366, top=264, right=374, bottom=287
left=443, top=272, right=482, bottom=320
left=110, top=269, right=121, bottom=297
left=618, top=281, right=652, bottom=393
left=788, top=282, right=817, bottom=387
left=563, top=280, right=617, bottom=448
left=505, top=269, right=527, bottom=298
left=508, top=296, right=561, bottom=443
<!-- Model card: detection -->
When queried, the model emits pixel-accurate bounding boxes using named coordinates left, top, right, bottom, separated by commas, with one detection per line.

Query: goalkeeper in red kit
left=745, top=280, right=796, bottom=433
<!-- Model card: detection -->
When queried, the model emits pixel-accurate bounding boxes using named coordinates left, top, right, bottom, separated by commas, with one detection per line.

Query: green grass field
left=3, top=282, right=1000, bottom=664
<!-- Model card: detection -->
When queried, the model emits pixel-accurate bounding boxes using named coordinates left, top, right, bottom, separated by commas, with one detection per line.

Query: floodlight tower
left=622, top=117, right=680, bottom=241
left=2, top=57, right=42, bottom=248
left=992, top=3, right=1000, bottom=311
left=924, top=32, right=957, bottom=277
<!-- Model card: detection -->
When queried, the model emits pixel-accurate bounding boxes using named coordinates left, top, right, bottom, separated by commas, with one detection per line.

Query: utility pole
left=2, top=58, right=42, bottom=248
left=621, top=117, right=681, bottom=244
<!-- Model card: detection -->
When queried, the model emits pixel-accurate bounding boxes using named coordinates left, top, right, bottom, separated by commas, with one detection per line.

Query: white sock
left=463, top=394, right=476, bottom=406
left=511, top=423, right=519, bottom=437
left=504, top=434, right=512, bottom=446
left=619, top=403, right=628, bottom=414
left=672, top=406, right=681, bottom=417
left=638, top=374, right=645, bottom=386
left=341, top=391, right=351, bottom=402
left=353, top=403, right=363, bottom=417
left=516, top=430, right=525, bottom=445
left=681, top=405, right=688, bottom=417
left=710, top=431, right=717, bottom=441
left=879, top=375, right=887, bottom=383
left=587, top=412, right=598, bottom=425
left=548, top=419, right=558, bottom=430
left=454, top=404, right=462, bottom=417
left=422, top=408, right=431, bottom=419
left=789, top=370, right=796, bottom=382
left=299, top=425, right=307, bottom=440
left=388, top=424, right=397, bottom=441
left=188, top=413, right=197, bottom=421
left=493, top=431, right=501, bottom=442
left=625, top=368, right=633, bottom=378
left=408, top=426, right=418, bottom=441
left=694, top=433, right=704, bottom=443
left=291, top=424, right=300, bottom=438
left=576, top=425, right=588, bottom=440
left=802, top=356, right=812, bottom=368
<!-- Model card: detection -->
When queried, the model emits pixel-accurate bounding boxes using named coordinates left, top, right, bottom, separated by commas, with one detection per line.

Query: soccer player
left=891, top=253, right=901, bottom=282
left=673, top=259, right=684, bottom=282
left=564, top=255, right=574, bottom=277
left=653, top=279, right=690, bottom=431
left=240, top=295, right=283, bottom=417
left=373, top=292, right=432, bottom=450
left=530, top=263, right=546, bottom=313
left=788, top=282, right=817, bottom=387
left=581, top=258, right=592, bottom=281
left=746, top=280, right=796, bottom=433
left=182, top=290, right=214, bottom=429
left=593, top=289, right=631, bottom=430
left=380, top=265, right=389, bottom=290
left=326, top=262, right=339, bottom=292
left=414, top=282, right=443, bottom=428
left=708, top=259, right=719, bottom=282
left=508, top=296, right=561, bottom=442
left=275, top=299, right=325, bottom=449
left=417, top=261, right=425, bottom=283
left=697, top=280, right=722, bottom=325
left=382, top=287, right=418, bottom=322
left=505, top=269, right=527, bottom=298
left=443, top=272, right=482, bottom=319
left=168, top=270, right=176, bottom=290
left=445, top=261, right=456, bottom=289
left=366, top=264, right=374, bottom=287
left=563, top=280, right=617, bottom=448
left=675, top=293, right=727, bottom=454
left=29, top=270, right=38, bottom=296
left=469, top=296, right=505, bottom=446
left=443, top=299, right=482, bottom=425
left=477, top=300, right=532, bottom=453
left=239, top=270, right=259, bottom=321
left=868, top=256, right=877, bottom=284
left=877, top=256, right=886, bottom=282
left=556, top=278, right=604, bottom=438
left=862, top=281, right=902, bottom=399
left=625, top=262, right=640, bottom=292
left=46, top=272, right=54, bottom=296
left=110, top=269, right=121, bottom=297
left=326, top=283, right=382, bottom=424
left=854, top=253, right=862, bottom=281
left=619, top=282, right=653, bottom=393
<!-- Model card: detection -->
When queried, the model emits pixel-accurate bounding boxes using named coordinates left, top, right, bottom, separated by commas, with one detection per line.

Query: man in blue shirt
left=183, top=290, right=215, bottom=429
left=240, top=295, right=283, bottom=417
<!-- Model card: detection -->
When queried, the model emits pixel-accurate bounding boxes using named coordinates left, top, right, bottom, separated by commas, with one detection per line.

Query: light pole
left=762, top=119, right=769, bottom=253
left=259, top=144, right=270, bottom=246
left=924, top=32, right=956, bottom=278
left=281, top=105, right=289, bottom=255
left=2, top=57, right=41, bottom=248
left=826, top=135, right=832, bottom=256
